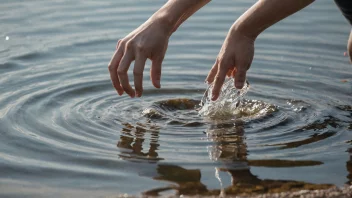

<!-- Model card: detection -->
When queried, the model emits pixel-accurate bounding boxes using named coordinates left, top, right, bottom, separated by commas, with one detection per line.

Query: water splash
left=199, top=78, right=250, bottom=118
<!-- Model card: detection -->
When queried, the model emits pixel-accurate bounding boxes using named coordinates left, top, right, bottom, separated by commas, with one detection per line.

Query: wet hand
left=205, top=28, right=254, bottom=101
left=108, top=19, right=171, bottom=98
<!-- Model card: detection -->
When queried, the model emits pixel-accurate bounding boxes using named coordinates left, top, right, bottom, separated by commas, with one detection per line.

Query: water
left=199, top=78, right=250, bottom=118
left=0, top=0, right=351, bottom=197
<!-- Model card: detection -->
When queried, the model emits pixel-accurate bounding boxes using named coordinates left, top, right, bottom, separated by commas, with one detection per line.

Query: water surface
left=0, top=0, right=351, bottom=197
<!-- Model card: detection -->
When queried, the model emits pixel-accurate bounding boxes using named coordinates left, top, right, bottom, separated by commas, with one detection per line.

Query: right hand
left=108, top=18, right=171, bottom=98
left=206, top=28, right=255, bottom=101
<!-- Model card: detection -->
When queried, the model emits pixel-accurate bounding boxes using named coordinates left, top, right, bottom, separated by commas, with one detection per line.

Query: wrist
left=149, top=12, right=178, bottom=36
left=230, top=22, right=258, bottom=43
left=231, top=20, right=260, bottom=41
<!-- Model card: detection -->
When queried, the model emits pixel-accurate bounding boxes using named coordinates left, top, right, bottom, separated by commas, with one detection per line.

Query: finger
left=234, top=67, right=247, bottom=89
left=150, top=56, right=164, bottom=88
left=211, top=61, right=230, bottom=101
left=234, top=54, right=252, bottom=89
left=116, top=39, right=122, bottom=50
left=117, top=53, right=135, bottom=98
left=108, top=44, right=124, bottom=95
left=205, top=60, right=219, bottom=83
left=133, top=54, right=147, bottom=97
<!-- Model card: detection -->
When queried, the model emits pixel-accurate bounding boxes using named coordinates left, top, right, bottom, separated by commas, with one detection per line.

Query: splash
left=199, top=78, right=250, bottom=118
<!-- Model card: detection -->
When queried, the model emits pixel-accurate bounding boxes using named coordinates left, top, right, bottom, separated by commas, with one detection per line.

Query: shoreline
left=114, top=185, right=352, bottom=198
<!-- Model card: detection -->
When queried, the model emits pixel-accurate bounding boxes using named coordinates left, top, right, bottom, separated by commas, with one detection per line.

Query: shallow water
left=0, top=0, right=351, bottom=197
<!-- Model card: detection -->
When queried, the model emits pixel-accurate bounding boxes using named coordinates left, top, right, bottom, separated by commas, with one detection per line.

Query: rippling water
left=0, top=0, right=351, bottom=197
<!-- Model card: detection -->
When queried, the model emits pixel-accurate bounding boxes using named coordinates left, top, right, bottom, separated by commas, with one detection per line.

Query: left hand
left=108, top=18, right=171, bottom=98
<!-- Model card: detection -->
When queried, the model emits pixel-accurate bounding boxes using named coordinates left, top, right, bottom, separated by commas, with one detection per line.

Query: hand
left=206, top=28, right=255, bottom=101
left=108, top=19, right=171, bottom=98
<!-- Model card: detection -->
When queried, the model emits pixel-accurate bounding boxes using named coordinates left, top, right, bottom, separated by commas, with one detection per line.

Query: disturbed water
left=0, top=0, right=352, bottom=197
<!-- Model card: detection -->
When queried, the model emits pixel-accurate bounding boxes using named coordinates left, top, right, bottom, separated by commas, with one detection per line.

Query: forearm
left=150, top=0, right=211, bottom=34
left=233, top=0, right=314, bottom=39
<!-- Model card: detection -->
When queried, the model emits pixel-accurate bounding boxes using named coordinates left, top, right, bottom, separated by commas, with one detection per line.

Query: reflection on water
left=0, top=0, right=351, bottom=196
left=116, top=99, right=352, bottom=196
left=118, top=122, right=162, bottom=163
left=269, top=132, right=336, bottom=149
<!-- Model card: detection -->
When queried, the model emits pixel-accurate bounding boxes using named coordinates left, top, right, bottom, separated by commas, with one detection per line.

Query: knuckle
left=135, top=85, right=142, bottom=91
left=214, top=58, right=219, bottom=65
left=113, top=83, right=120, bottom=89
left=119, top=40, right=126, bottom=47
left=154, top=71, right=161, bottom=77
left=135, top=43, right=145, bottom=52
left=154, top=72, right=161, bottom=77
left=152, top=67, right=161, bottom=75
left=218, top=58, right=231, bottom=68
left=116, top=40, right=122, bottom=48
left=236, top=66, right=247, bottom=73
left=120, top=83, right=129, bottom=90
left=117, top=68, right=127, bottom=75
left=210, top=66, right=218, bottom=73
left=133, top=70, right=143, bottom=77
left=215, top=75, right=223, bottom=82
left=108, top=64, right=115, bottom=72
left=125, top=41, right=135, bottom=50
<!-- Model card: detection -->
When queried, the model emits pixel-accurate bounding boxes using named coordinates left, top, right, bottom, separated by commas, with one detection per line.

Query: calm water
left=1, top=0, right=352, bottom=197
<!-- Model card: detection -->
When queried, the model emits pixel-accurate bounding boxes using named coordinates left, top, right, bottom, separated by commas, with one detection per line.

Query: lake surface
left=0, top=0, right=351, bottom=197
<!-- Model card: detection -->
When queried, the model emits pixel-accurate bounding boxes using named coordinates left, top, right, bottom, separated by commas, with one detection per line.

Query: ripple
left=1, top=0, right=352, bottom=196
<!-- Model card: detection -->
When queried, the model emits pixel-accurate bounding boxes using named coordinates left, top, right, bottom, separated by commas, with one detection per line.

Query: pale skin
left=108, top=0, right=211, bottom=98
left=108, top=0, right=351, bottom=100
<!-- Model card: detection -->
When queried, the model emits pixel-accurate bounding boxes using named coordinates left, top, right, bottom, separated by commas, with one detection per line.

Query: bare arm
left=207, top=0, right=314, bottom=101
left=109, top=0, right=210, bottom=97
left=155, top=0, right=211, bottom=33
left=233, top=0, right=315, bottom=39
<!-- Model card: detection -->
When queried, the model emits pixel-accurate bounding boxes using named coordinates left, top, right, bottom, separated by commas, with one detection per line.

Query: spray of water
left=199, top=78, right=250, bottom=118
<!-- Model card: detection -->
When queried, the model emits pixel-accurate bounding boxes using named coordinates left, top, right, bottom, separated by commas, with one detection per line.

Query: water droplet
left=309, top=67, right=312, bottom=70
left=5, top=36, right=9, bottom=41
